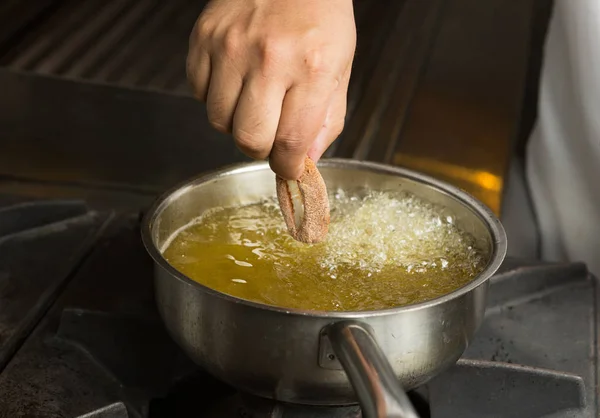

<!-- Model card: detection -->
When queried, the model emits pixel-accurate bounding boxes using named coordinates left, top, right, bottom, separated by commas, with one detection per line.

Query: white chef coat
left=526, top=0, right=600, bottom=277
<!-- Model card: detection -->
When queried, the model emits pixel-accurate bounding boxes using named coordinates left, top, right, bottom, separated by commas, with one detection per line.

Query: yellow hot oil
left=162, top=189, right=487, bottom=312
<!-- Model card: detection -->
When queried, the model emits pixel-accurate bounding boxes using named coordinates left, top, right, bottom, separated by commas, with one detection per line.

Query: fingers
left=307, top=63, right=352, bottom=162
left=187, top=20, right=212, bottom=101
left=307, top=89, right=348, bottom=162
left=205, top=58, right=243, bottom=133
left=270, top=81, right=337, bottom=180
left=187, top=49, right=211, bottom=101
left=232, top=75, right=286, bottom=160
left=188, top=21, right=243, bottom=132
left=186, top=0, right=357, bottom=182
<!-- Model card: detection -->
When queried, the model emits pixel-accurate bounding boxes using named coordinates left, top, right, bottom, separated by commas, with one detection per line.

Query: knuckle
left=222, top=27, right=243, bottom=58
left=302, top=49, right=334, bottom=77
left=257, top=36, right=287, bottom=72
left=193, top=17, right=213, bottom=42
left=275, top=134, right=306, bottom=154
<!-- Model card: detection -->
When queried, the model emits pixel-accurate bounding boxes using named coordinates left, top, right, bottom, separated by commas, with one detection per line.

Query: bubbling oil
left=162, top=189, right=487, bottom=311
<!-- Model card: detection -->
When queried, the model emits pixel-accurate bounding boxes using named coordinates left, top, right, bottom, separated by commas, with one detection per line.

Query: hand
left=187, top=0, right=356, bottom=179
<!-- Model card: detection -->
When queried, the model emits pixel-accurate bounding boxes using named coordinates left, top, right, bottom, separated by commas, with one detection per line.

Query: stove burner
left=213, top=394, right=362, bottom=418
left=152, top=388, right=429, bottom=418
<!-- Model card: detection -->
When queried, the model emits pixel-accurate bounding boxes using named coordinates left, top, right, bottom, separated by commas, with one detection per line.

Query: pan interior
left=147, top=161, right=498, bottom=312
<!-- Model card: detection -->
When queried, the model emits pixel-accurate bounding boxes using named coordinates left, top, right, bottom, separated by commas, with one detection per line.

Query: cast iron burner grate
left=149, top=381, right=431, bottom=418
left=0, top=195, right=596, bottom=418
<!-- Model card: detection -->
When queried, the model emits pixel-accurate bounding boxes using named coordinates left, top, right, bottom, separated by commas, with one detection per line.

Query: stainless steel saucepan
left=142, top=159, right=507, bottom=418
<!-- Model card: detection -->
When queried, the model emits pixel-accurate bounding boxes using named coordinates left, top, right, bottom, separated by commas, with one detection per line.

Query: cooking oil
left=162, top=189, right=487, bottom=311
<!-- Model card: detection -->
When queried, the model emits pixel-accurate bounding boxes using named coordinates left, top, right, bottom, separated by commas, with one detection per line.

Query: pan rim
left=141, top=158, right=507, bottom=319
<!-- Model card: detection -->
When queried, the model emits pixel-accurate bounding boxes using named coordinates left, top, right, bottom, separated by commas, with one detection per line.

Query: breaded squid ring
left=276, top=157, right=330, bottom=244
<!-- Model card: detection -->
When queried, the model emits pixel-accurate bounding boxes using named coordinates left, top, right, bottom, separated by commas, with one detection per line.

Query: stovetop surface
left=0, top=194, right=597, bottom=418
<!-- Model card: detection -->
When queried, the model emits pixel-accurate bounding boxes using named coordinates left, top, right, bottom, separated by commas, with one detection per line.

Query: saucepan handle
left=327, top=321, right=420, bottom=418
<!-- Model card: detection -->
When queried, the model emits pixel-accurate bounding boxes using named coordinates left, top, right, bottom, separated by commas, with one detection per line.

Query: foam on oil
left=162, top=189, right=487, bottom=311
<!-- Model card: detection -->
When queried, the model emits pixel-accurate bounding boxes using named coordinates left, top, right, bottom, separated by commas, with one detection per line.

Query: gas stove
left=0, top=194, right=596, bottom=418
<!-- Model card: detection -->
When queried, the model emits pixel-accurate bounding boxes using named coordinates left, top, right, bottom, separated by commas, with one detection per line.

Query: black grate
left=0, top=0, right=207, bottom=94
left=0, top=0, right=403, bottom=98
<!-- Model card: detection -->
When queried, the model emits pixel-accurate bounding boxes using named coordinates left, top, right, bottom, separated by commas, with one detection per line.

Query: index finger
left=270, top=82, right=336, bottom=180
